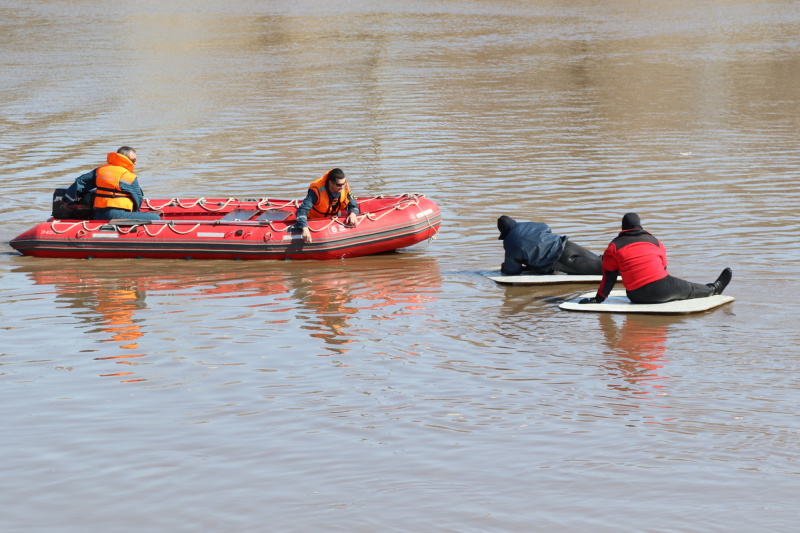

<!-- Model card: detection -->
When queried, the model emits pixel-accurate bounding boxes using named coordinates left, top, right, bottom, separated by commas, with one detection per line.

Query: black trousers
left=627, top=275, right=714, bottom=304
left=555, top=240, right=602, bottom=275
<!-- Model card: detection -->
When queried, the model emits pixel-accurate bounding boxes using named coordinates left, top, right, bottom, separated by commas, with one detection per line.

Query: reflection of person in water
left=23, top=265, right=294, bottom=381
left=28, top=268, right=150, bottom=381
left=93, top=288, right=146, bottom=344
left=21, top=258, right=443, bottom=373
left=598, top=313, right=668, bottom=393
left=290, top=261, right=443, bottom=357
left=293, top=273, right=356, bottom=347
left=90, top=286, right=148, bottom=381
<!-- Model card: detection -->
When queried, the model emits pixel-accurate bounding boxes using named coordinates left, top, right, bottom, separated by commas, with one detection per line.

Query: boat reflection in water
left=287, top=255, right=443, bottom=360
left=17, top=254, right=443, bottom=381
left=23, top=264, right=154, bottom=382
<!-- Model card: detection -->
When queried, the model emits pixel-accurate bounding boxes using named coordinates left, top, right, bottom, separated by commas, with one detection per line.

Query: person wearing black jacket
left=497, top=215, right=602, bottom=276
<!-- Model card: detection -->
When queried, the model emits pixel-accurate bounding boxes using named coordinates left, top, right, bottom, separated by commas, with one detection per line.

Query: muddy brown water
left=2, top=1, right=800, bottom=531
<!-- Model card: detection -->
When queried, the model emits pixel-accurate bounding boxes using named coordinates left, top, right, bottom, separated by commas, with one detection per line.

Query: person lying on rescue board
left=295, top=168, right=360, bottom=243
left=497, top=215, right=602, bottom=276
left=64, top=146, right=160, bottom=221
left=580, top=212, right=732, bottom=305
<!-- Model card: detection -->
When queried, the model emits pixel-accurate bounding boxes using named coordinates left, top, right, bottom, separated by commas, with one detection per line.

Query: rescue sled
left=10, top=190, right=442, bottom=261
left=560, top=289, right=735, bottom=315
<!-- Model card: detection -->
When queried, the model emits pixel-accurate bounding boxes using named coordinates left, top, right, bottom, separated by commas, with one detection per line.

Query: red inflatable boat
left=10, top=192, right=442, bottom=261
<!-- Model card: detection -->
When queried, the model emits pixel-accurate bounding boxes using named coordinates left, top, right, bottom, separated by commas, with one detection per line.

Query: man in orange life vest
left=295, top=168, right=360, bottom=243
left=64, top=146, right=161, bottom=221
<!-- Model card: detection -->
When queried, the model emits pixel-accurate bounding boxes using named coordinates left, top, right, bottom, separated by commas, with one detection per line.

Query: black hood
left=621, top=212, right=642, bottom=231
left=497, top=216, right=517, bottom=240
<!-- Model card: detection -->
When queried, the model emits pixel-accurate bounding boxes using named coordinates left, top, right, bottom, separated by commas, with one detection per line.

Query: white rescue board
left=484, top=270, right=602, bottom=285
left=560, top=290, right=735, bottom=315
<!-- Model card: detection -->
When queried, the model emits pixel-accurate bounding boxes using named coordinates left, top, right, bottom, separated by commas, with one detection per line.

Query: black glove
left=579, top=297, right=603, bottom=304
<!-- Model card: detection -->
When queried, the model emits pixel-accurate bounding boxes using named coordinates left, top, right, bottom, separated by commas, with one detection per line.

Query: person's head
left=117, top=146, right=137, bottom=165
left=621, top=212, right=642, bottom=231
left=326, top=168, right=347, bottom=192
left=497, top=215, right=517, bottom=240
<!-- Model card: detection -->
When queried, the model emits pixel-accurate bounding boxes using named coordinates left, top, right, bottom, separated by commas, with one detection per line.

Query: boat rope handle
left=301, top=203, right=410, bottom=232
left=146, top=197, right=304, bottom=212
left=183, top=198, right=234, bottom=211
left=362, top=194, right=438, bottom=240
left=305, top=217, right=339, bottom=232
left=143, top=197, right=238, bottom=211
left=166, top=222, right=202, bottom=235
left=143, top=195, right=425, bottom=212
left=50, top=220, right=98, bottom=234
left=142, top=199, right=173, bottom=210
left=256, top=199, right=300, bottom=210
left=141, top=224, right=171, bottom=237
left=362, top=194, right=420, bottom=222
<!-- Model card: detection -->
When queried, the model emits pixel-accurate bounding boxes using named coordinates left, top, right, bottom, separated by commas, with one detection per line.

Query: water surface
left=2, top=1, right=800, bottom=531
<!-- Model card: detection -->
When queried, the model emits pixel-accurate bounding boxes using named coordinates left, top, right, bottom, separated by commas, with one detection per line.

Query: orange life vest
left=307, top=170, right=352, bottom=219
left=93, top=152, right=136, bottom=211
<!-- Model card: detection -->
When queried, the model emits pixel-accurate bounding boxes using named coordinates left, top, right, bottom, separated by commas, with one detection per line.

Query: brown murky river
left=2, top=1, right=800, bottom=531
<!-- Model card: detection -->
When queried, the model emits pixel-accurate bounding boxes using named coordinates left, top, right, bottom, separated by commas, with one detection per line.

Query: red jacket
left=597, top=229, right=669, bottom=299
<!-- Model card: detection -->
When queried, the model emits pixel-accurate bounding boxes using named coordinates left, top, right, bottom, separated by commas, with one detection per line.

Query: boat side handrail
left=109, top=218, right=294, bottom=227
left=104, top=195, right=435, bottom=232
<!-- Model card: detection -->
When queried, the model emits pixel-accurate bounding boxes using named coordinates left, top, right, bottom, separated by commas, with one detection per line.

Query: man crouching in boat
left=497, top=215, right=602, bottom=276
left=64, top=146, right=160, bottom=222
left=296, top=168, right=360, bottom=243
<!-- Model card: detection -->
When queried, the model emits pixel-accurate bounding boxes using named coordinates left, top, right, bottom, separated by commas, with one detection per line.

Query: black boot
left=708, top=268, right=732, bottom=295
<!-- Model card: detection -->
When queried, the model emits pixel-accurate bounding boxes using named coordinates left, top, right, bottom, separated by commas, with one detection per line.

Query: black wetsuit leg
left=554, top=240, right=602, bottom=275
left=627, top=275, right=714, bottom=304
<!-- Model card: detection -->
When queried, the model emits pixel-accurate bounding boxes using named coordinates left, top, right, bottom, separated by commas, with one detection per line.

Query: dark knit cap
left=497, top=215, right=517, bottom=240
left=622, top=212, right=642, bottom=231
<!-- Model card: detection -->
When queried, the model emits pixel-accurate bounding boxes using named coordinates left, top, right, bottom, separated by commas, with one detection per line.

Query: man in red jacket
left=581, top=213, right=732, bottom=304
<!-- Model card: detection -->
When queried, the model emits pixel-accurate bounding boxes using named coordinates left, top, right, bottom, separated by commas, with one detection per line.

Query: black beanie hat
left=497, top=216, right=517, bottom=239
left=622, top=212, right=642, bottom=231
